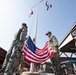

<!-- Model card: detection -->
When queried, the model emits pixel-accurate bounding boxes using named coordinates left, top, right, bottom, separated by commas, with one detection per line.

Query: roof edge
left=59, top=22, right=76, bottom=47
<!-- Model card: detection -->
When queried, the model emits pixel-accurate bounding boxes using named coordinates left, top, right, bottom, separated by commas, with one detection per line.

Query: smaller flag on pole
left=46, top=1, right=52, bottom=10
left=29, top=9, right=34, bottom=17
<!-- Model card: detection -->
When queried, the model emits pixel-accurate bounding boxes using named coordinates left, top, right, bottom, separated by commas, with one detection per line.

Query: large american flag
left=22, top=36, right=55, bottom=64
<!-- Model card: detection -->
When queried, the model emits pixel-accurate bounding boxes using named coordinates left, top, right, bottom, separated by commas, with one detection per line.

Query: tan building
left=59, top=22, right=76, bottom=75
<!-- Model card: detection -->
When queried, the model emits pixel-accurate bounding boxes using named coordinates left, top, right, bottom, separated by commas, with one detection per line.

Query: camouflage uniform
left=0, top=27, right=27, bottom=75
left=48, top=36, right=63, bottom=75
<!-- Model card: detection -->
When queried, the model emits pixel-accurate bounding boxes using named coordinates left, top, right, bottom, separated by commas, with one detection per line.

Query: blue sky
left=0, top=0, right=76, bottom=51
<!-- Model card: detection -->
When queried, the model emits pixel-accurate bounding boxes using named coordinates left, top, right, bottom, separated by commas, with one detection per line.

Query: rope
left=28, top=12, right=36, bottom=36
left=31, top=0, right=44, bottom=9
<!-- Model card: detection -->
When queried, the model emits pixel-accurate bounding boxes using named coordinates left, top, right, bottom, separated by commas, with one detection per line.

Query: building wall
left=0, top=47, right=7, bottom=69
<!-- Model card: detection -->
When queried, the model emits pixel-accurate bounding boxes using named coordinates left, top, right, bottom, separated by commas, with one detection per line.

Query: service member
left=0, top=23, right=28, bottom=75
left=46, top=31, right=63, bottom=75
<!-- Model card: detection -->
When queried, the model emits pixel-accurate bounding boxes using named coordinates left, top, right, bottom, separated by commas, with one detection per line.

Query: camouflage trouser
left=0, top=40, right=20, bottom=74
left=51, top=53, right=63, bottom=75
left=3, top=47, right=22, bottom=75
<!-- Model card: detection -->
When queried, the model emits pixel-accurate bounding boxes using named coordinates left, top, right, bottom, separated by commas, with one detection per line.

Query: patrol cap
left=22, top=23, right=28, bottom=28
left=46, top=31, right=52, bottom=35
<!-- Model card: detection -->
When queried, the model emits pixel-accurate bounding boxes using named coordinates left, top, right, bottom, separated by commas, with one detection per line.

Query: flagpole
left=34, top=0, right=39, bottom=44
left=29, top=0, right=52, bottom=73
left=30, top=0, right=39, bottom=72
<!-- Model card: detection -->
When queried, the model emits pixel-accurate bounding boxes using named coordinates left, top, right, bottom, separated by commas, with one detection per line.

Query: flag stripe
left=25, top=51, right=54, bottom=63
left=22, top=36, right=55, bottom=64
left=23, top=47, right=50, bottom=59
left=22, top=44, right=54, bottom=63
left=24, top=52, right=54, bottom=63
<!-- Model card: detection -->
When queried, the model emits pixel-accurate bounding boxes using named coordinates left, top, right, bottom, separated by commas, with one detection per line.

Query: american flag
left=22, top=36, right=55, bottom=64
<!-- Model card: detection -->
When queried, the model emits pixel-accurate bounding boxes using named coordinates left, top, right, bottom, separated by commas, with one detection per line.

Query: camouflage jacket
left=48, top=36, right=58, bottom=50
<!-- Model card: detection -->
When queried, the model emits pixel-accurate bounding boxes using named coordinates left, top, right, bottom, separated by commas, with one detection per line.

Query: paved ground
left=21, top=72, right=55, bottom=75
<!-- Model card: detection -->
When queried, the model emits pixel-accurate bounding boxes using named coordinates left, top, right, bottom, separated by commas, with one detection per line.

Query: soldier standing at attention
left=46, top=31, right=63, bottom=75
left=0, top=23, right=28, bottom=75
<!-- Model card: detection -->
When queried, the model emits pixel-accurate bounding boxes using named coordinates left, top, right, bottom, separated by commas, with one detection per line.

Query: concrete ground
left=21, top=72, right=55, bottom=75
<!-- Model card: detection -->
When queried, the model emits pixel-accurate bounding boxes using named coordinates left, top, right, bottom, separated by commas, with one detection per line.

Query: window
left=71, top=29, right=76, bottom=37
